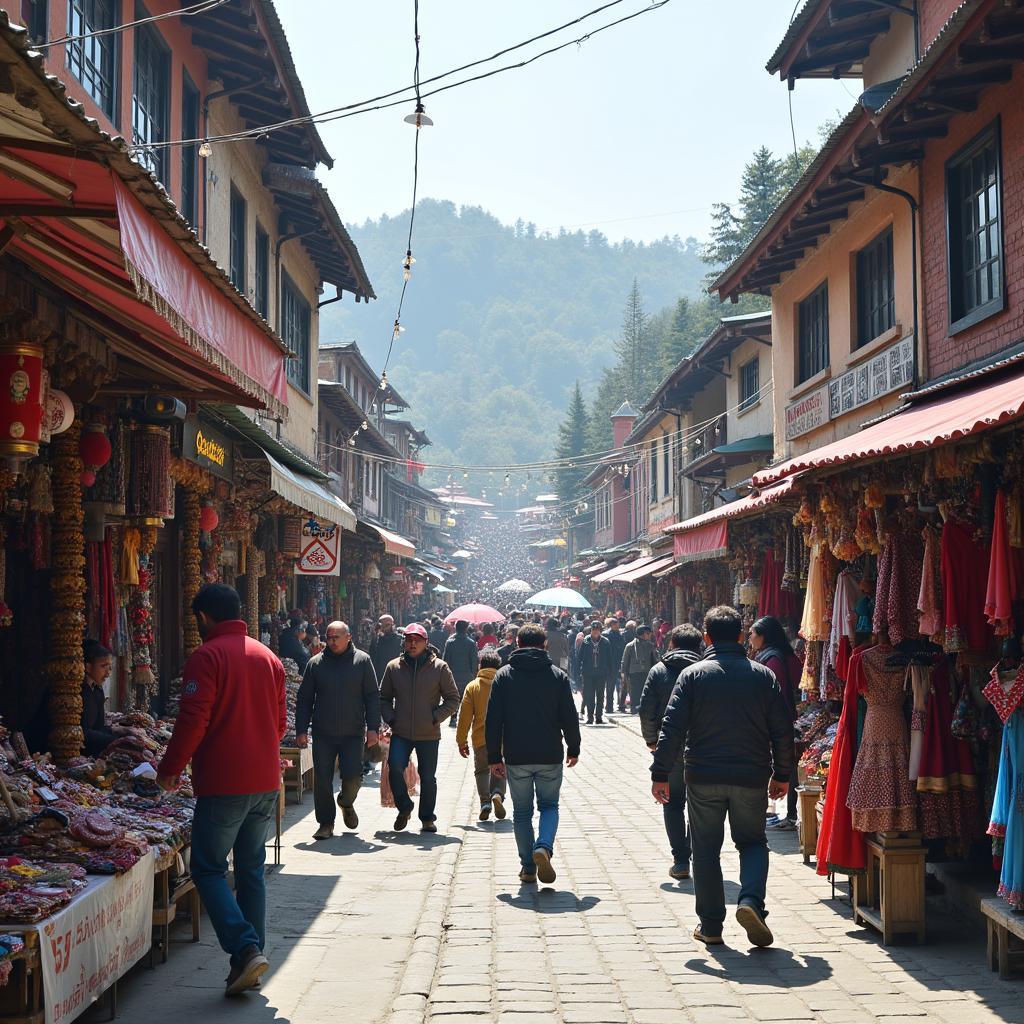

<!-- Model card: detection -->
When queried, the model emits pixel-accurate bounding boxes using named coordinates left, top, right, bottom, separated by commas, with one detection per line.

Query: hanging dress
left=873, top=526, right=924, bottom=646
left=987, top=670, right=1024, bottom=909
left=984, top=489, right=1019, bottom=638
left=816, top=643, right=872, bottom=877
left=917, top=525, right=943, bottom=640
left=941, top=520, right=991, bottom=652
left=800, top=542, right=831, bottom=642
left=846, top=644, right=918, bottom=833
left=827, top=569, right=860, bottom=683
left=906, top=663, right=929, bottom=783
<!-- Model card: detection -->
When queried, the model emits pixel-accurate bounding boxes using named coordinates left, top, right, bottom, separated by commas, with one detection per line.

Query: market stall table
left=982, top=897, right=1024, bottom=979
left=150, top=846, right=198, bottom=967
left=281, top=746, right=313, bottom=804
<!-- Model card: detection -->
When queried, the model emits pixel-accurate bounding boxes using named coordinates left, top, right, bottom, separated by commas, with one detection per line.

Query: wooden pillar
left=181, top=487, right=201, bottom=657
left=47, top=421, right=85, bottom=763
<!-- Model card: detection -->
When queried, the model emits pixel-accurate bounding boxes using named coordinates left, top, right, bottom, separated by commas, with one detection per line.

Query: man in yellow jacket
left=456, top=649, right=508, bottom=821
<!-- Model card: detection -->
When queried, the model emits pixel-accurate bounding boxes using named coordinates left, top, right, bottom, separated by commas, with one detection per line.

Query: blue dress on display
left=987, top=673, right=1024, bottom=912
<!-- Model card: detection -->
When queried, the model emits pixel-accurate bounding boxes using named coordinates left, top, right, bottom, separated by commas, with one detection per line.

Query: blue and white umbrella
left=525, top=587, right=592, bottom=610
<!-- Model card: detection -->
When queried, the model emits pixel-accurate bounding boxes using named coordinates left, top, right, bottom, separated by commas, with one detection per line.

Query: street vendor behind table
left=81, top=639, right=116, bottom=756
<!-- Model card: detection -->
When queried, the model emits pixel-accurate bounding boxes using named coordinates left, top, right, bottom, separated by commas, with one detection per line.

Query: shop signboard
left=785, top=386, right=829, bottom=441
left=295, top=517, right=341, bottom=575
left=37, top=851, right=154, bottom=1024
left=827, top=334, right=914, bottom=420
left=182, top=417, right=233, bottom=481
left=425, top=506, right=443, bottom=527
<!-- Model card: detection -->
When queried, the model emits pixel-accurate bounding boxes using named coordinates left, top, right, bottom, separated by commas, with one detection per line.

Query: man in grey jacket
left=620, top=624, right=658, bottom=713
left=296, top=622, right=380, bottom=840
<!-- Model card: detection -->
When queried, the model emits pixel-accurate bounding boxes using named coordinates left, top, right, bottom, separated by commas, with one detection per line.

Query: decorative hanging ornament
left=0, top=341, right=45, bottom=470
left=199, top=503, right=219, bottom=532
left=79, top=425, right=112, bottom=487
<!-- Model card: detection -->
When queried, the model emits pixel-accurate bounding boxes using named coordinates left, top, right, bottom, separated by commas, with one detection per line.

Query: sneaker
left=669, top=862, right=690, bottom=880
left=341, top=805, right=359, bottom=830
left=394, top=811, right=410, bottom=831
left=421, top=821, right=438, bottom=833
left=312, top=824, right=333, bottom=841
left=736, top=903, right=774, bottom=947
left=479, top=804, right=491, bottom=821
left=533, top=848, right=556, bottom=884
left=772, top=817, right=797, bottom=831
left=225, top=947, right=268, bottom=996
left=519, top=868, right=537, bottom=883
left=491, top=794, right=506, bottom=820
left=692, top=927, right=723, bottom=946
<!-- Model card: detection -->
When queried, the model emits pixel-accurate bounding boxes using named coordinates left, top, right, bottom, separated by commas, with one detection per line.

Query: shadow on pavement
left=496, top=889, right=601, bottom=913
left=451, top=822, right=515, bottom=835
left=374, top=829, right=462, bottom=850
left=685, top=949, right=834, bottom=986
left=293, top=834, right=389, bottom=856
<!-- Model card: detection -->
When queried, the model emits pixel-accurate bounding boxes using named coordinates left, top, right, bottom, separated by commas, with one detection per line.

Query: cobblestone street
left=113, top=713, right=1022, bottom=1024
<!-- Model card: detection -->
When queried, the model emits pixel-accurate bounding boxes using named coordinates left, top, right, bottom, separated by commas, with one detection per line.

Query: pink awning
left=591, top=555, right=656, bottom=583
left=616, top=554, right=677, bottom=583
left=754, top=366, right=1024, bottom=488
left=674, top=521, right=729, bottom=564
left=363, top=522, right=416, bottom=558
left=581, top=561, right=609, bottom=575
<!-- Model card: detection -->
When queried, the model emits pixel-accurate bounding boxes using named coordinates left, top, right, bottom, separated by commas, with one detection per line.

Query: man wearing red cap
left=380, top=623, right=460, bottom=832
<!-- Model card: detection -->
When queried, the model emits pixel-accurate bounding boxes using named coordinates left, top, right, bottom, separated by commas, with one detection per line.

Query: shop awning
left=666, top=476, right=804, bottom=564
left=263, top=450, right=356, bottom=531
left=363, top=522, right=416, bottom=558
left=754, top=365, right=1024, bottom=488
left=616, top=554, right=677, bottom=584
left=592, top=555, right=659, bottom=584
left=581, top=561, right=609, bottom=576
left=413, top=560, right=446, bottom=581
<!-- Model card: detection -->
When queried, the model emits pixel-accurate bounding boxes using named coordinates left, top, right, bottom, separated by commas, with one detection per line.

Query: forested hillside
left=320, top=200, right=707, bottom=473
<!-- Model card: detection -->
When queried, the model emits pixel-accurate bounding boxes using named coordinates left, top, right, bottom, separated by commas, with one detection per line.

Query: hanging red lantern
left=199, top=504, right=219, bottom=532
left=0, top=342, right=45, bottom=468
left=80, top=426, right=112, bottom=474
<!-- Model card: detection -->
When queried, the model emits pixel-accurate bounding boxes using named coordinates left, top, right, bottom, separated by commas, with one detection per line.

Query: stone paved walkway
left=109, top=710, right=1022, bottom=1024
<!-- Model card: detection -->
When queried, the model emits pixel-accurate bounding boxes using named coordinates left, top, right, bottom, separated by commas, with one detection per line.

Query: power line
left=33, top=0, right=230, bottom=50
left=128, top=0, right=673, bottom=155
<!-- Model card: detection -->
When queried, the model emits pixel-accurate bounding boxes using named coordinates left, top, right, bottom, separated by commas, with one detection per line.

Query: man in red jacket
left=157, top=583, right=285, bottom=997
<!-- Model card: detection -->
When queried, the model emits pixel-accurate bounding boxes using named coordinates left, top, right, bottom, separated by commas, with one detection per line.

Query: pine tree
left=615, top=279, right=657, bottom=402
left=702, top=202, right=745, bottom=279
left=555, top=381, right=590, bottom=504
left=738, top=146, right=784, bottom=239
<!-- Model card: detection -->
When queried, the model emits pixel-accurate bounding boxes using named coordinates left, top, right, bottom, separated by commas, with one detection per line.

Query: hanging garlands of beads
left=0, top=523, right=11, bottom=628
left=47, top=421, right=86, bottom=764
left=127, top=425, right=172, bottom=523
left=128, top=527, right=158, bottom=708
left=180, top=488, right=202, bottom=657
left=202, top=523, right=224, bottom=583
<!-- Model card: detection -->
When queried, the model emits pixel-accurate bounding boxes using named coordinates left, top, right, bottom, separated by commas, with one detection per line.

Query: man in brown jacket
left=380, top=623, right=460, bottom=833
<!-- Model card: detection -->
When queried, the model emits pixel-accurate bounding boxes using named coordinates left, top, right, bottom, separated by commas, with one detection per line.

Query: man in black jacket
left=486, top=624, right=581, bottom=885
left=602, top=618, right=627, bottom=714
left=370, top=615, right=403, bottom=684
left=651, top=605, right=794, bottom=949
left=496, top=624, right=518, bottom=666
left=578, top=621, right=613, bottom=724
left=639, top=624, right=703, bottom=880
left=296, top=621, right=381, bottom=840
left=443, top=619, right=479, bottom=727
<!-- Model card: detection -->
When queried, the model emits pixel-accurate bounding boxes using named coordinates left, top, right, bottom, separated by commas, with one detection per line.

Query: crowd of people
left=151, top=578, right=799, bottom=997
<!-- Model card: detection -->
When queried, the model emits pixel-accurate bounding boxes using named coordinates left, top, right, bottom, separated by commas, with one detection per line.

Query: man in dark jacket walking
left=578, top=621, right=613, bottom=724
left=603, top=618, right=627, bottom=713
left=428, top=617, right=448, bottom=652
left=295, top=621, right=380, bottom=840
left=639, top=624, right=703, bottom=879
left=381, top=624, right=460, bottom=832
left=620, top=624, right=659, bottom=714
left=651, top=606, right=794, bottom=949
left=370, top=615, right=403, bottom=683
left=486, top=624, right=581, bottom=884
left=443, top=619, right=479, bottom=727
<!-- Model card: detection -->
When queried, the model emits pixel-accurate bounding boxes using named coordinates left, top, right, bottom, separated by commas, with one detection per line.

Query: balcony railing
left=684, top=416, right=726, bottom=468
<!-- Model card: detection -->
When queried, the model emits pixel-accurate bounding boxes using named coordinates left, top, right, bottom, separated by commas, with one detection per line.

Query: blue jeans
left=506, top=764, right=563, bottom=870
left=664, top=762, right=691, bottom=865
left=191, top=790, right=277, bottom=966
left=388, top=736, right=439, bottom=822
left=686, top=782, right=769, bottom=937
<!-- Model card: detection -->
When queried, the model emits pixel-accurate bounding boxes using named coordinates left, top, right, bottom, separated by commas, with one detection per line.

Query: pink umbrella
left=443, top=603, right=506, bottom=629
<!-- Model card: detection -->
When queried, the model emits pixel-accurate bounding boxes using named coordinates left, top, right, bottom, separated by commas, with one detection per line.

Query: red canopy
left=754, top=366, right=1024, bottom=488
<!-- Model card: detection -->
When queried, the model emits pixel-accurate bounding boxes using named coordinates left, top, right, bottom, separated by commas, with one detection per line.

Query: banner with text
left=38, top=851, right=154, bottom=1024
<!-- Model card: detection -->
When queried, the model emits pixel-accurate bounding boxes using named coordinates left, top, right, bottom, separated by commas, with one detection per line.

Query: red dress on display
left=941, top=520, right=991, bottom=652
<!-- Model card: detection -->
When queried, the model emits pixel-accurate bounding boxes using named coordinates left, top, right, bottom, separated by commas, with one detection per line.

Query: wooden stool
left=798, top=786, right=821, bottom=864
left=853, top=833, right=925, bottom=944
left=982, top=897, right=1024, bottom=978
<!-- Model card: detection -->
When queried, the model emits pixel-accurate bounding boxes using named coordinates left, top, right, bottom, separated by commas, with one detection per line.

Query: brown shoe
left=736, top=904, right=774, bottom=947
left=491, top=794, right=506, bottom=820
left=692, top=927, right=723, bottom=946
left=519, top=868, right=537, bottom=883
left=341, top=806, right=358, bottom=830
left=225, top=947, right=268, bottom=996
left=394, top=811, right=410, bottom=831
left=532, top=848, right=556, bottom=884
left=312, top=824, right=333, bottom=841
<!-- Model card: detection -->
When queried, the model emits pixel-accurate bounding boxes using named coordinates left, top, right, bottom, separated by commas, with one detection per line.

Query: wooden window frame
left=797, top=281, right=829, bottom=384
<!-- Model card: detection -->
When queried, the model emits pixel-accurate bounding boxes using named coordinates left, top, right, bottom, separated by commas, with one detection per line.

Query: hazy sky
left=279, top=1, right=856, bottom=244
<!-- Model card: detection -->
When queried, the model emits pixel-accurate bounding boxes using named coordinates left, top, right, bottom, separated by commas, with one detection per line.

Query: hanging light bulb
left=403, top=102, right=434, bottom=127
left=463, top=472, right=469, bottom=479
left=348, top=436, right=356, bottom=447
left=392, top=320, right=405, bottom=342
left=198, top=139, right=212, bottom=159
left=402, top=250, right=416, bottom=282
left=504, top=473, right=511, bottom=486
left=379, top=372, right=388, bottom=391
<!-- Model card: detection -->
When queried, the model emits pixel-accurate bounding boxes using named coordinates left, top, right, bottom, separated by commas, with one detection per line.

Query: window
left=254, top=224, right=269, bottom=320
left=797, top=281, right=829, bottom=384
left=856, top=227, right=895, bottom=347
left=22, top=0, right=48, bottom=40
left=662, top=434, right=671, bottom=496
left=180, top=73, right=200, bottom=228
left=649, top=446, right=658, bottom=504
left=947, top=121, right=1003, bottom=332
left=67, top=0, right=117, bottom=118
left=282, top=272, right=311, bottom=391
left=740, top=357, right=760, bottom=410
left=229, top=187, right=246, bottom=292
left=132, top=17, right=170, bottom=182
